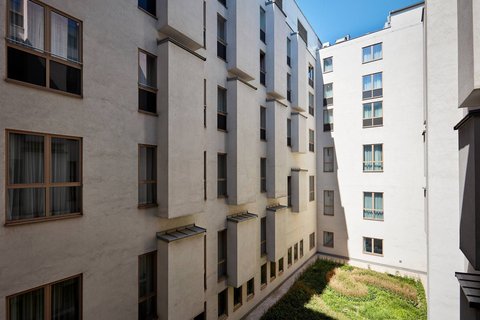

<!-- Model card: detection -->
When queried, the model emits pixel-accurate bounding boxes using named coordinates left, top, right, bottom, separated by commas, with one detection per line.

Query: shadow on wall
left=315, top=53, right=350, bottom=262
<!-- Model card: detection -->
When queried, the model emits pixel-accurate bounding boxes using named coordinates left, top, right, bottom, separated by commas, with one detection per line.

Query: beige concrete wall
left=291, top=112, right=307, bottom=153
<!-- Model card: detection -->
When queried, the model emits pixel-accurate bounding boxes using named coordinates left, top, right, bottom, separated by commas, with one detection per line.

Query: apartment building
left=0, top=0, right=319, bottom=319
left=316, top=3, right=427, bottom=281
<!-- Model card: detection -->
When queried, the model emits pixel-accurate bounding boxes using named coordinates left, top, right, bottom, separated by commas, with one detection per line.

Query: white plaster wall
left=317, top=6, right=427, bottom=279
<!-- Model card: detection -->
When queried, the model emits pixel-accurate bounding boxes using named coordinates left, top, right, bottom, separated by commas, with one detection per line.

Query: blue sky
left=295, top=0, right=423, bottom=44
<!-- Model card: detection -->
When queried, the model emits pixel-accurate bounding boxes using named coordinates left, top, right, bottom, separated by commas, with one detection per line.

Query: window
left=217, top=153, right=227, bottom=197
left=260, top=106, right=267, bottom=140
left=204, top=79, right=207, bottom=127
left=364, top=237, right=383, bottom=255
left=287, top=37, right=291, bottom=66
left=309, top=176, right=315, bottom=201
left=218, top=289, right=228, bottom=318
left=309, top=232, right=315, bottom=250
left=298, top=20, right=307, bottom=43
left=139, top=251, right=157, bottom=320
left=247, top=278, right=254, bottom=299
left=364, top=192, right=384, bottom=220
left=294, top=243, right=299, bottom=262
left=309, top=93, right=315, bottom=116
left=261, top=263, right=267, bottom=288
left=308, top=65, right=314, bottom=88
left=217, top=15, right=227, bottom=60
left=276, top=0, right=283, bottom=10
left=260, top=158, right=267, bottom=193
left=287, top=247, right=292, bottom=266
left=260, top=51, right=266, bottom=85
left=363, top=101, right=383, bottom=127
left=323, top=83, right=333, bottom=106
left=218, top=230, right=227, bottom=280
left=261, top=217, right=267, bottom=256
left=362, top=72, right=383, bottom=100
left=323, top=57, right=333, bottom=73
left=287, top=73, right=292, bottom=101
left=194, top=312, right=205, bottom=320
left=323, top=109, right=333, bottom=132
left=138, top=50, right=157, bottom=114
left=300, top=240, right=304, bottom=258
left=323, top=231, right=334, bottom=248
left=139, top=145, right=157, bottom=207
left=7, top=275, right=82, bottom=320
left=233, top=286, right=242, bottom=310
left=218, top=0, right=227, bottom=7
left=203, top=1, right=206, bottom=48
left=270, top=262, right=276, bottom=280
left=6, top=131, right=82, bottom=224
left=324, top=190, right=334, bottom=216
left=278, top=258, right=284, bottom=274
left=204, top=151, right=207, bottom=200
left=287, top=176, right=292, bottom=207
left=7, top=1, right=82, bottom=95
left=287, top=119, right=292, bottom=147
left=362, top=43, right=382, bottom=63
left=309, top=129, right=315, bottom=152
left=217, top=86, right=227, bottom=130
left=138, top=0, right=156, bottom=16
left=323, top=147, right=334, bottom=172
left=260, top=7, right=266, bottom=43
left=363, top=144, right=383, bottom=172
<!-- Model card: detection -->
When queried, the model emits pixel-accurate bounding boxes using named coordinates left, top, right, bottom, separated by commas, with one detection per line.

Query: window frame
left=138, top=144, right=158, bottom=208
left=138, top=48, right=158, bottom=115
left=138, top=251, right=157, bottom=319
left=217, top=14, right=227, bottom=61
left=286, top=37, right=291, bottom=67
left=260, top=158, right=267, bottom=193
left=362, top=42, right=383, bottom=64
left=138, top=0, right=157, bottom=18
left=233, top=286, right=242, bottom=311
left=287, top=247, right=292, bottom=267
left=323, top=190, right=334, bottom=216
left=286, top=73, right=292, bottom=102
left=294, top=243, right=298, bottom=262
left=308, top=92, right=315, bottom=116
left=217, top=153, right=228, bottom=198
left=260, top=263, right=267, bottom=289
left=5, top=0, right=83, bottom=97
left=270, top=261, right=276, bottom=281
left=309, top=232, right=315, bottom=250
left=217, top=86, right=228, bottom=131
left=363, top=237, right=384, bottom=256
left=363, top=101, right=383, bottom=128
left=217, top=229, right=227, bottom=281
left=323, top=108, right=333, bottom=132
left=309, top=176, right=315, bottom=202
left=278, top=257, right=284, bottom=275
left=363, top=192, right=384, bottom=221
left=362, top=72, right=383, bottom=100
left=218, top=288, right=228, bottom=318
left=300, top=239, right=304, bottom=258
left=259, top=6, right=266, bottom=44
left=323, top=147, right=334, bottom=172
left=308, top=64, right=314, bottom=88
left=323, top=56, right=333, bottom=73
left=323, top=83, right=333, bottom=107
left=260, top=216, right=267, bottom=256
left=247, top=278, right=255, bottom=300
left=363, top=144, right=383, bottom=172
left=323, top=231, right=334, bottom=248
left=309, top=129, right=315, bottom=152
left=5, top=129, right=83, bottom=226
left=6, top=274, right=83, bottom=320
left=260, top=50, right=266, bottom=86
left=260, top=106, right=267, bottom=141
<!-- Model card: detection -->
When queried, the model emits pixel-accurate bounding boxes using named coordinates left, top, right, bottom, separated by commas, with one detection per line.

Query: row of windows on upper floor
left=322, top=43, right=383, bottom=73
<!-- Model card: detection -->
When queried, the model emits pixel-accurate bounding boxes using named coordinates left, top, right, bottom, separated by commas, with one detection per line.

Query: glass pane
left=139, top=147, right=156, bottom=181
left=374, top=102, right=383, bottom=117
left=260, top=107, right=266, bottom=128
left=363, top=104, right=372, bottom=119
left=374, top=193, right=383, bottom=210
left=138, top=296, right=156, bottom=320
left=51, top=138, right=80, bottom=183
left=51, top=12, right=80, bottom=62
left=9, top=287, right=44, bottom=320
left=138, top=89, right=157, bottom=113
left=364, top=193, right=372, bottom=210
left=217, top=17, right=225, bottom=41
left=363, top=46, right=371, bottom=62
left=373, top=43, right=382, bottom=60
left=260, top=8, right=266, bottom=31
left=139, top=253, right=156, bottom=298
left=8, top=47, right=46, bottom=87
left=9, top=0, right=44, bottom=51
left=138, top=0, right=156, bottom=16
left=50, top=186, right=81, bottom=215
left=9, top=133, right=44, bottom=184
left=52, top=277, right=80, bottom=320
left=217, top=113, right=227, bottom=130
left=50, top=61, right=82, bottom=95
left=364, top=238, right=372, bottom=253
left=374, top=239, right=383, bottom=254
left=374, top=145, right=382, bottom=161
left=138, top=183, right=156, bottom=205
left=363, top=75, right=372, bottom=91
left=217, top=89, right=226, bottom=112
left=139, top=52, right=156, bottom=88
left=324, top=58, right=332, bottom=72
left=324, top=83, right=333, bottom=98
left=373, top=73, right=383, bottom=89
left=8, top=188, right=45, bottom=220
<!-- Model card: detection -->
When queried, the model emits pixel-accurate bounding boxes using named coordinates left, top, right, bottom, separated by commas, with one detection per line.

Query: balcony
left=157, top=225, right=206, bottom=320
left=157, top=40, right=205, bottom=218
left=157, top=0, right=204, bottom=50
left=227, top=213, right=259, bottom=287
left=226, top=78, right=258, bottom=205
left=266, top=205, right=288, bottom=262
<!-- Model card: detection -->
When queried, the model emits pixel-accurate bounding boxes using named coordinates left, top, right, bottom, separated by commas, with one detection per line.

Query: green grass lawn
left=261, top=259, right=427, bottom=320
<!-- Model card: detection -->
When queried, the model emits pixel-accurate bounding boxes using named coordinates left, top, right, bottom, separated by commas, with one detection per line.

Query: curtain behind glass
left=324, top=84, right=333, bottom=98
left=139, top=254, right=155, bottom=298
left=9, top=0, right=44, bottom=51
left=139, top=52, right=156, bottom=88
left=373, top=44, right=382, bottom=60
left=9, top=133, right=44, bottom=184
left=374, top=193, right=383, bottom=219
left=52, top=278, right=80, bottom=320
left=363, top=75, right=372, bottom=91
left=260, top=8, right=266, bottom=31
left=9, top=288, right=44, bottom=320
left=374, top=102, right=383, bottom=117
left=51, top=12, right=80, bottom=62
left=217, top=89, right=226, bottom=113
left=362, top=47, right=371, bottom=62
left=363, top=104, right=372, bottom=119
left=373, top=73, right=382, bottom=89
left=364, top=145, right=372, bottom=171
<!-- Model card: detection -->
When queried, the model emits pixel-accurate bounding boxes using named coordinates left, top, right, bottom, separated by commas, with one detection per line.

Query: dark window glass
left=261, top=217, right=267, bottom=255
left=217, top=87, right=227, bottom=130
left=270, top=262, right=276, bottom=279
left=217, top=154, right=227, bottom=197
left=218, top=230, right=227, bottom=279
left=287, top=176, right=292, bottom=207
left=51, top=277, right=81, bottom=320
left=139, top=252, right=157, bottom=320
left=233, top=286, right=242, bottom=307
left=260, top=158, right=267, bottom=193
left=139, top=145, right=157, bottom=206
left=218, top=289, right=227, bottom=317
left=260, top=107, right=266, bottom=140
left=260, top=7, right=266, bottom=43
left=247, top=278, right=254, bottom=296
left=9, top=287, right=45, bottom=320
left=287, top=119, right=291, bottom=147
left=138, top=0, right=156, bottom=16
left=139, top=89, right=157, bottom=114
left=218, top=0, right=227, bottom=7
left=278, top=258, right=284, bottom=273
left=8, top=47, right=46, bottom=87
left=49, top=61, right=81, bottom=95
left=298, top=20, right=308, bottom=43
left=261, top=263, right=267, bottom=286
left=217, top=16, right=227, bottom=60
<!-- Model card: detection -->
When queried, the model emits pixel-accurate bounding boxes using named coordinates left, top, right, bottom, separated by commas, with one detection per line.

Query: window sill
left=260, top=139, right=267, bottom=142
left=138, top=203, right=158, bottom=209
left=363, top=170, right=384, bottom=173
left=323, top=245, right=334, bottom=249
left=247, top=294, right=254, bottom=302
left=363, top=124, right=383, bottom=129
left=261, top=283, right=267, bottom=290
left=363, top=217, right=384, bottom=222
left=217, top=56, right=228, bottom=63
left=270, top=276, right=276, bottom=282
left=5, top=212, right=82, bottom=227
left=217, top=128, right=229, bottom=133
left=233, top=303, right=242, bottom=312
left=362, top=95, right=383, bottom=101
left=138, top=109, right=159, bottom=117
left=278, top=271, right=284, bottom=276
left=362, top=58, right=383, bottom=65
left=217, top=276, right=227, bottom=283
left=324, top=213, right=334, bottom=216
left=137, top=6, right=158, bottom=19
left=218, top=314, right=228, bottom=320
left=217, top=195, right=229, bottom=199
left=363, top=251, right=384, bottom=257
left=5, top=78, right=83, bottom=99
left=323, top=70, right=333, bottom=74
